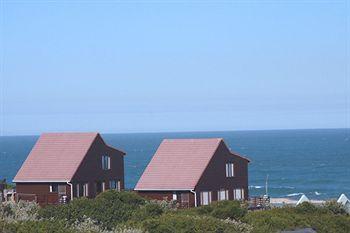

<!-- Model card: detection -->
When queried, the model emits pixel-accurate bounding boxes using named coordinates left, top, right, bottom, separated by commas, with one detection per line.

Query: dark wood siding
left=137, top=191, right=195, bottom=208
left=195, top=141, right=249, bottom=206
left=16, top=183, right=71, bottom=206
left=71, top=134, right=125, bottom=197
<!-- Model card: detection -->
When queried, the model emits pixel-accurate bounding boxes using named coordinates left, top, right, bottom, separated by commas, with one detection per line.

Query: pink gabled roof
left=134, top=138, right=223, bottom=191
left=13, top=132, right=98, bottom=182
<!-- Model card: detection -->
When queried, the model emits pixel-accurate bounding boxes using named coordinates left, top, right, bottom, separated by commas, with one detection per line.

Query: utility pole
left=265, top=174, right=269, bottom=197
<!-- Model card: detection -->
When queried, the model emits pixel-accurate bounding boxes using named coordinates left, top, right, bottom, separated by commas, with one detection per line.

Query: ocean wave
left=249, top=185, right=295, bottom=190
left=315, top=191, right=321, bottom=196
left=286, top=192, right=304, bottom=197
left=249, top=185, right=264, bottom=189
left=273, top=186, right=295, bottom=189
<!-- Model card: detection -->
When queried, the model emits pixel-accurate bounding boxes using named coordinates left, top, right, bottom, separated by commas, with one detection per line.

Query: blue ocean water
left=0, top=129, right=349, bottom=200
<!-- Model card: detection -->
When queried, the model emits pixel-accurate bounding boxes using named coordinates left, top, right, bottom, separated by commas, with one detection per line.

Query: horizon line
left=0, top=127, right=349, bottom=137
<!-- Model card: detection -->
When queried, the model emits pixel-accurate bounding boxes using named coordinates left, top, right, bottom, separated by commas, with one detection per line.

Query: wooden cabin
left=135, top=138, right=250, bottom=208
left=13, top=132, right=125, bottom=206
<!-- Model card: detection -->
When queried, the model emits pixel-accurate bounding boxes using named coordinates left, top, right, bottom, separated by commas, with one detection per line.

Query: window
left=96, top=181, right=103, bottom=193
left=181, top=193, right=189, bottom=202
left=109, top=180, right=120, bottom=191
left=83, top=183, right=89, bottom=197
left=50, top=184, right=58, bottom=193
left=226, top=163, right=234, bottom=177
left=233, top=188, right=244, bottom=200
left=172, top=193, right=177, bottom=201
left=76, top=184, right=80, bottom=197
left=109, top=180, right=116, bottom=189
left=58, top=185, right=66, bottom=195
left=200, top=191, right=212, bottom=205
left=102, top=155, right=111, bottom=170
left=217, top=189, right=229, bottom=201
left=75, top=184, right=87, bottom=197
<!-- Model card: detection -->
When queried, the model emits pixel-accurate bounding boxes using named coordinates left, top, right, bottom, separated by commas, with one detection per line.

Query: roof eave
left=134, top=188, right=195, bottom=191
left=229, top=151, right=251, bottom=162
left=13, top=179, right=70, bottom=183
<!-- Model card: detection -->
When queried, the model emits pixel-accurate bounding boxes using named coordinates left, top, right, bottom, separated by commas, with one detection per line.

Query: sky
left=0, top=1, right=349, bottom=136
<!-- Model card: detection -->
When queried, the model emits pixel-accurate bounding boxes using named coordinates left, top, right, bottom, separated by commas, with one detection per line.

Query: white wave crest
left=286, top=192, right=304, bottom=197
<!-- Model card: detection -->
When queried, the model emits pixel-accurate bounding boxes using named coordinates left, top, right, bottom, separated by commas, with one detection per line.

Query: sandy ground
left=270, top=198, right=325, bottom=205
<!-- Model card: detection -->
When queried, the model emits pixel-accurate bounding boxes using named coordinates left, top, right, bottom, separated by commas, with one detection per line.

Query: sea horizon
left=1, top=126, right=348, bottom=137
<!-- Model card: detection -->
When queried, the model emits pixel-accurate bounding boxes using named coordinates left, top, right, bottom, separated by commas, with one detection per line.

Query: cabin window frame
left=102, top=182, right=105, bottom=192
left=102, top=155, right=111, bottom=170
left=225, top=162, right=235, bottom=177
left=109, top=180, right=120, bottom=191
left=95, top=181, right=104, bottom=194
left=172, top=193, right=177, bottom=201
left=217, top=189, right=229, bottom=201
left=83, top=183, right=89, bottom=197
left=58, top=184, right=66, bottom=195
left=233, top=188, right=244, bottom=200
left=200, top=191, right=212, bottom=205
left=49, top=184, right=58, bottom=193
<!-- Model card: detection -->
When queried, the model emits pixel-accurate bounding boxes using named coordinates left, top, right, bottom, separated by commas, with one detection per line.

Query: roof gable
left=13, top=132, right=99, bottom=182
left=135, top=138, right=223, bottom=190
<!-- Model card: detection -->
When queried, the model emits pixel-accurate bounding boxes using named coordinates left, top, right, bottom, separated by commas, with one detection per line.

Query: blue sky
left=0, top=1, right=349, bottom=135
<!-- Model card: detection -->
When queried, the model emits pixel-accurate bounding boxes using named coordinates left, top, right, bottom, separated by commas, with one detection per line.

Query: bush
left=323, top=201, right=348, bottom=215
left=38, top=191, right=147, bottom=230
left=0, top=219, right=74, bottom=233
left=295, top=202, right=319, bottom=214
left=140, top=213, right=250, bottom=233
left=0, top=201, right=39, bottom=222
left=193, top=200, right=248, bottom=220
left=243, top=205, right=350, bottom=233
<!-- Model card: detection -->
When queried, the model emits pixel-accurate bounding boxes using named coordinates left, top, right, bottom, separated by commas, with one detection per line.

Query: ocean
left=0, top=129, right=349, bottom=200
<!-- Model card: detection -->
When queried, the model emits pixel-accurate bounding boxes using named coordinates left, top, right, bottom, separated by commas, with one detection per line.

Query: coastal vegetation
left=1, top=191, right=349, bottom=233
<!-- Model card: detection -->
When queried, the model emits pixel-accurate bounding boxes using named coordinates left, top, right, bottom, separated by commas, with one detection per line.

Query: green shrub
left=323, top=201, right=348, bottom=215
left=1, top=201, right=39, bottom=222
left=38, top=191, right=147, bottom=230
left=243, top=205, right=350, bottom=233
left=194, top=200, right=247, bottom=220
left=0, top=220, right=74, bottom=233
left=140, top=213, right=248, bottom=233
left=295, top=202, right=319, bottom=214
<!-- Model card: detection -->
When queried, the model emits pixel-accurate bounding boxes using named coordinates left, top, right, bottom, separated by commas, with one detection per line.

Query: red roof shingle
left=135, top=138, right=223, bottom=190
left=13, top=132, right=99, bottom=182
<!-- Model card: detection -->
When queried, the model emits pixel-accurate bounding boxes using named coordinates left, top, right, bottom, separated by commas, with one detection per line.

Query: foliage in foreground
left=1, top=191, right=350, bottom=233
left=244, top=202, right=350, bottom=233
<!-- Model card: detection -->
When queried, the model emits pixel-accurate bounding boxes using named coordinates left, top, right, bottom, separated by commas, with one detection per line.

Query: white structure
left=337, top=194, right=350, bottom=213
left=296, top=194, right=310, bottom=205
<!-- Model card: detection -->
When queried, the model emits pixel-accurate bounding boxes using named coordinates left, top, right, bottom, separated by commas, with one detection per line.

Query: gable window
left=200, top=191, right=212, bottom=205
left=102, top=155, right=111, bottom=170
left=226, top=163, right=234, bottom=177
left=217, top=189, right=229, bottom=201
left=233, top=188, right=244, bottom=200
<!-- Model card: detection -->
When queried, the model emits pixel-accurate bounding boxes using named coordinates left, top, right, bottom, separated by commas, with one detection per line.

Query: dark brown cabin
left=134, top=138, right=250, bottom=208
left=13, top=132, right=125, bottom=206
